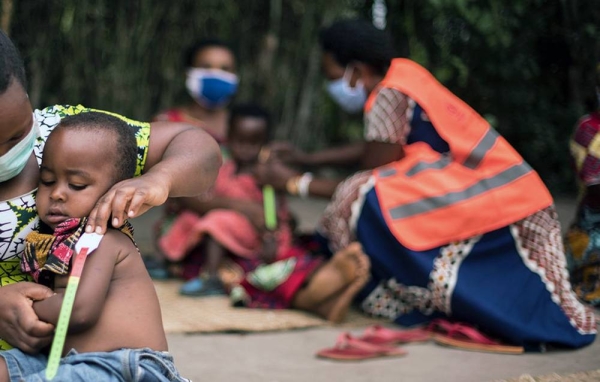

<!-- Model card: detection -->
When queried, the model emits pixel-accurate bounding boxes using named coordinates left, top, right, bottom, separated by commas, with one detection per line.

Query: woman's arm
left=86, top=122, right=222, bottom=233
left=270, top=141, right=365, bottom=167
left=360, top=141, right=404, bottom=170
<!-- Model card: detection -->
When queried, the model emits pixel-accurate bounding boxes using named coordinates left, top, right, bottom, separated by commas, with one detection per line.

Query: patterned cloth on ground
left=230, top=246, right=323, bottom=309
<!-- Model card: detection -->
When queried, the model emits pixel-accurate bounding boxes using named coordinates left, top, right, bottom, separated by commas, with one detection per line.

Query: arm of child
left=32, top=230, right=124, bottom=333
left=260, top=231, right=278, bottom=264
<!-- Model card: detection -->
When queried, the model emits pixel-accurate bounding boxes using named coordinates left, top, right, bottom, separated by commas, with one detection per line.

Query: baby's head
left=227, top=103, right=270, bottom=166
left=36, top=112, right=137, bottom=229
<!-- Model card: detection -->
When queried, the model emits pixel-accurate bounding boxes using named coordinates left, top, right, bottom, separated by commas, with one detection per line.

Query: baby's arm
left=32, top=230, right=122, bottom=333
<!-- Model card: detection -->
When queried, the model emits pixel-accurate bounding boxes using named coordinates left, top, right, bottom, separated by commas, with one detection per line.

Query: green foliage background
left=3, top=0, right=599, bottom=193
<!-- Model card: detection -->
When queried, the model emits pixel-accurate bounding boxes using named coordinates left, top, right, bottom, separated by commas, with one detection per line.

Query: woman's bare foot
left=318, top=243, right=370, bottom=323
left=292, top=242, right=370, bottom=323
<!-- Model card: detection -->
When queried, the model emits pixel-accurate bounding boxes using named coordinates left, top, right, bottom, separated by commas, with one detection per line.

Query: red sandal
left=316, top=332, right=408, bottom=361
left=357, top=325, right=431, bottom=346
left=428, top=319, right=524, bottom=354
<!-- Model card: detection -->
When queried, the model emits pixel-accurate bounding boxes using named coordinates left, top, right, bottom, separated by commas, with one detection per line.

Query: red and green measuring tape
left=45, top=233, right=102, bottom=380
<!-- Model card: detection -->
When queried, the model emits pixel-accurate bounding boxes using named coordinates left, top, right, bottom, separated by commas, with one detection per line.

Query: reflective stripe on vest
left=368, top=59, right=553, bottom=251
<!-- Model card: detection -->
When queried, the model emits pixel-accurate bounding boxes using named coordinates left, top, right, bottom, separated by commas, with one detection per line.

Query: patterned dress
left=0, top=105, right=149, bottom=350
left=318, top=87, right=596, bottom=349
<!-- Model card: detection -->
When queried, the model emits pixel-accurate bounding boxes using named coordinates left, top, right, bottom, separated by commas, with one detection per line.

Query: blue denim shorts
left=0, top=347, right=190, bottom=382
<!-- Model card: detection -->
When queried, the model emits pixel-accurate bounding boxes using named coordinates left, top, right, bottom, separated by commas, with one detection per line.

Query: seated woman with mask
left=153, top=38, right=238, bottom=145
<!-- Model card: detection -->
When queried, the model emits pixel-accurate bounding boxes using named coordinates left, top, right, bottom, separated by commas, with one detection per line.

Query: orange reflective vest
left=368, top=59, right=553, bottom=251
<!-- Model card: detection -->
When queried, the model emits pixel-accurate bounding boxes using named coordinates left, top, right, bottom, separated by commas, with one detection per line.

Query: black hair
left=184, top=38, right=235, bottom=67
left=56, top=112, right=137, bottom=182
left=319, top=19, right=396, bottom=76
left=228, top=103, right=271, bottom=139
left=0, top=29, right=28, bottom=93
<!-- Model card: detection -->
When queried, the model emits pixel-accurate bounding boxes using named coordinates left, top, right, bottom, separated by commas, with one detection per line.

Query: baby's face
left=228, top=117, right=267, bottom=165
left=36, top=128, right=117, bottom=229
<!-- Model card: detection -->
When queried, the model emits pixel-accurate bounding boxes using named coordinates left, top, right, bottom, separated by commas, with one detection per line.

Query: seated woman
left=256, top=19, right=596, bottom=350
left=148, top=38, right=238, bottom=278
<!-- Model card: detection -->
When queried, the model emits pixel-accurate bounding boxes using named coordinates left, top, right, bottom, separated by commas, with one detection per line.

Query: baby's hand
left=260, top=232, right=278, bottom=264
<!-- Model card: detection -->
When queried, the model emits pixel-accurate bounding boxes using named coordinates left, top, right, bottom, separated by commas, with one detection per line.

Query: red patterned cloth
left=22, top=218, right=134, bottom=284
left=570, top=112, right=600, bottom=186
left=22, top=218, right=87, bottom=283
left=231, top=246, right=323, bottom=309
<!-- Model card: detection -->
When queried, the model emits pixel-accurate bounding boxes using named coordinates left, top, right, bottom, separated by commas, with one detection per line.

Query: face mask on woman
left=0, top=118, right=38, bottom=182
left=186, top=68, right=239, bottom=109
left=326, top=66, right=367, bottom=114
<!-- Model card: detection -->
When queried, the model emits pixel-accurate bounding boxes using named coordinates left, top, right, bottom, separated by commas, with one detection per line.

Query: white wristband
left=297, top=172, right=313, bottom=199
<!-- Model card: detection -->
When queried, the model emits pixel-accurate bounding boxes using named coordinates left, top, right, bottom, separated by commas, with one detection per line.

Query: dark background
left=3, top=0, right=599, bottom=193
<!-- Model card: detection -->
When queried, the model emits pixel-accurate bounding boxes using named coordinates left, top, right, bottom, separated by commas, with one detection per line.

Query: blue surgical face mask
left=0, top=117, right=38, bottom=182
left=326, top=66, right=367, bottom=114
left=186, top=68, right=239, bottom=109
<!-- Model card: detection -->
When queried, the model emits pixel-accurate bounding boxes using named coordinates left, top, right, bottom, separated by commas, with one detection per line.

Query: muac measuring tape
left=45, top=233, right=102, bottom=380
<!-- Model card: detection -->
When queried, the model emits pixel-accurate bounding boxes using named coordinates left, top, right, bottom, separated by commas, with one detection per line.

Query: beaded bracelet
left=297, top=172, right=313, bottom=199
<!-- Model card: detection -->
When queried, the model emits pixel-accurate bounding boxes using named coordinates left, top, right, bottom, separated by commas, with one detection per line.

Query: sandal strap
left=447, top=323, right=499, bottom=345
left=335, top=333, right=397, bottom=352
left=427, top=319, right=500, bottom=345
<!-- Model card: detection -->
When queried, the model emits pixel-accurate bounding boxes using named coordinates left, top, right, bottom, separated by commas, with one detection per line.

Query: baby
left=158, top=104, right=295, bottom=296
left=0, top=112, right=188, bottom=381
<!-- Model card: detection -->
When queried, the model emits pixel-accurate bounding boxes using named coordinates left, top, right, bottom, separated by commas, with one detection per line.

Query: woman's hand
left=268, top=142, right=309, bottom=165
left=0, top=282, right=55, bottom=354
left=86, top=173, right=170, bottom=234
left=253, top=160, right=300, bottom=192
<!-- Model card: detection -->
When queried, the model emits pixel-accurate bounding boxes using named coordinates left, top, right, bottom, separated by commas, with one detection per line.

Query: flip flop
left=428, top=319, right=524, bottom=354
left=357, top=325, right=432, bottom=346
left=316, top=333, right=408, bottom=361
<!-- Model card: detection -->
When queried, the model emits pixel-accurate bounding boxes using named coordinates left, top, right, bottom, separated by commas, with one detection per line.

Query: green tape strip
left=263, top=185, right=277, bottom=231
left=45, top=247, right=89, bottom=380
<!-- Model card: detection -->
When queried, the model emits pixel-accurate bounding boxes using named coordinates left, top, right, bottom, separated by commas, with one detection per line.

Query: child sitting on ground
left=0, top=112, right=188, bottom=381
left=158, top=103, right=296, bottom=296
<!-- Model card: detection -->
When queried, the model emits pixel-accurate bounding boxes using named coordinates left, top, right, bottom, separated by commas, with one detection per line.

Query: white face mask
left=326, top=66, right=367, bottom=114
left=0, top=117, right=38, bottom=182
